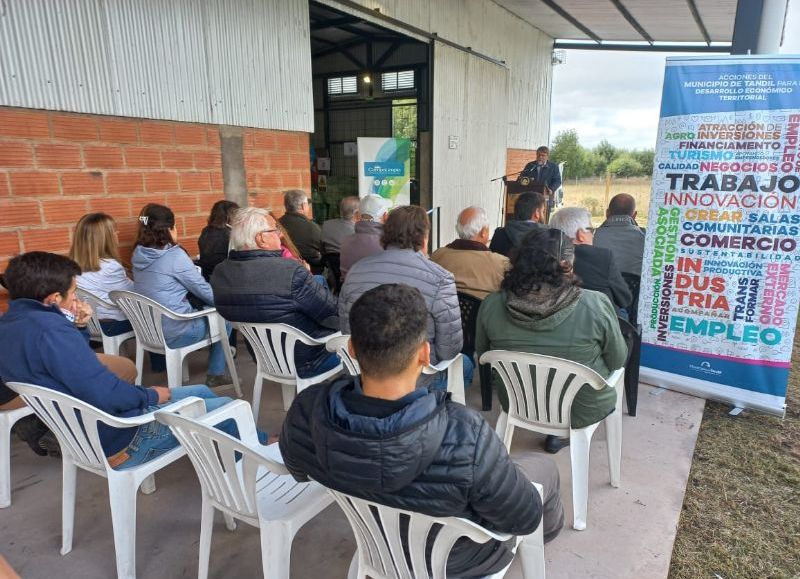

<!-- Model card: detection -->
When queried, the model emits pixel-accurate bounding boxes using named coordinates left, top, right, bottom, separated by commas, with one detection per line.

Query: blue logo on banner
left=364, top=162, right=404, bottom=177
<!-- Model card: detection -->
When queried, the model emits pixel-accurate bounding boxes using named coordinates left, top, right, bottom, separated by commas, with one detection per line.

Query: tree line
left=550, top=129, right=655, bottom=179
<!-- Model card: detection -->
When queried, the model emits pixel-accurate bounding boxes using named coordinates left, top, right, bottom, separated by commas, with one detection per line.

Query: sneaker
left=38, top=431, right=61, bottom=459
left=205, top=374, right=232, bottom=389
left=12, top=415, right=49, bottom=457
left=544, top=435, right=570, bottom=454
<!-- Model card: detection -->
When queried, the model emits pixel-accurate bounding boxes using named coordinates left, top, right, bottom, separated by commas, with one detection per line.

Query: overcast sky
left=550, top=50, right=680, bottom=151
left=550, top=8, right=800, bottom=152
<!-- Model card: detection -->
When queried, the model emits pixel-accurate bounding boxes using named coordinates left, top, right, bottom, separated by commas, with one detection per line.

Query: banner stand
left=639, top=55, right=800, bottom=416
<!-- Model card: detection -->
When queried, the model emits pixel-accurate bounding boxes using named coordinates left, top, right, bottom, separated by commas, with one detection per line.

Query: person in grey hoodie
left=132, top=204, right=230, bottom=387
left=339, top=205, right=472, bottom=388
left=489, top=191, right=547, bottom=257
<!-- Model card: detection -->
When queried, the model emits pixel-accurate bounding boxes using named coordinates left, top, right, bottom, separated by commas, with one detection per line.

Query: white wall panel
left=432, top=42, right=508, bottom=245
left=0, top=0, right=313, bottom=131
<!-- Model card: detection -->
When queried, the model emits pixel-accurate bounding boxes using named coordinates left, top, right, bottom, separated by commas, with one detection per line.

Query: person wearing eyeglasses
left=476, top=228, right=626, bottom=454
left=210, top=207, right=340, bottom=379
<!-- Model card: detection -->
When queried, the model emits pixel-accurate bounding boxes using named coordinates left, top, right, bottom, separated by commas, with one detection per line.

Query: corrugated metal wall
left=432, top=42, right=508, bottom=243
left=0, top=0, right=313, bottom=132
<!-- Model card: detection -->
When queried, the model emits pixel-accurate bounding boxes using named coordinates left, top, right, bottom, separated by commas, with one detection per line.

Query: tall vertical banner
left=640, top=56, right=800, bottom=416
left=357, top=137, right=411, bottom=206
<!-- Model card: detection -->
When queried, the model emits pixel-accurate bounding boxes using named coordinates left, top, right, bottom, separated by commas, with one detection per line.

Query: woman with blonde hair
left=69, top=212, right=135, bottom=337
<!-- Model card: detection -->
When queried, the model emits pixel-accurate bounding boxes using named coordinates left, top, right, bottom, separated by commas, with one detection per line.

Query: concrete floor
left=0, top=344, right=705, bottom=578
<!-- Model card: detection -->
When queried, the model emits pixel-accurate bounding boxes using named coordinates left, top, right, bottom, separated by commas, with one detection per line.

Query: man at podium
left=520, top=146, right=562, bottom=198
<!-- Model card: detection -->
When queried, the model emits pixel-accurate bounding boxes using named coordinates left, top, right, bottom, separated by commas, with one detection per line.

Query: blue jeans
left=297, top=351, right=340, bottom=379
left=99, top=319, right=133, bottom=336
left=427, top=355, right=475, bottom=392
left=101, top=319, right=165, bottom=371
left=166, top=318, right=231, bottom=376
left=116, top=385, right=235, bottom=470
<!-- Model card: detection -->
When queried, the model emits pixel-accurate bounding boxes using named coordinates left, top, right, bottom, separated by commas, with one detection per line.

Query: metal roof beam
left=311, top=16, right=362, bottom=31
left=539, top=0, right=602, bottom=43
left=608, top=0, right=654, bottom=44
left=374, top=41, right=403, bottom=68
left=312, top=37, right=365, bottom=58
left=685, top=0, right=712, bottom=44
left=552, top=41, right=731, bottom=52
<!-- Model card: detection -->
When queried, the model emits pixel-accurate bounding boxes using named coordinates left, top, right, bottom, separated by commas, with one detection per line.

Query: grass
left=560, top=176, right=652, bottom=228
left=668, top=328, right=800, bottom=579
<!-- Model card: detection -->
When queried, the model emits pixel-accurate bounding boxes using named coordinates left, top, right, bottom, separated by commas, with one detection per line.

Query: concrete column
left=756, top=0, right=790, bottom=53
left=219, top=126, right=247, bottom=207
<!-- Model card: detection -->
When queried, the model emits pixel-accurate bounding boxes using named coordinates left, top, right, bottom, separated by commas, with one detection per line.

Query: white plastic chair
left=0, top=405, right=35, bottom=508
left=76, top=288, right=136, bottom=356
left=328, top=483, right=545, bottom=579
left=479, top=351, right=624, bottom=531
left=6, top=381, right=205, bottom=579
left=109, top=290, right=241, bottom=395
left=155, top=400, right=333, bottom=579
left=325, top=335, right=466, bottom=405
left=233, top=322, right=342, bottom=421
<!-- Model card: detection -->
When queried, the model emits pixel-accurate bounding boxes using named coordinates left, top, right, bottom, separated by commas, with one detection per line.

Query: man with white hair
left=211, top=206, right=340, bottom=377
left=322, top=196, right=360, bottom=254
left=431, top=206, right=509, bottom=299
left=548, top=206, right=632, bottom=314
left=279, top=189, right=323, bottom=271
left=339, top=194, right=390, bottom=280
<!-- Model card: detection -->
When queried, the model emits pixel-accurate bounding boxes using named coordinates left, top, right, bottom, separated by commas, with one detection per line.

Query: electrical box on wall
left=448, top=135, right=459, bottom=149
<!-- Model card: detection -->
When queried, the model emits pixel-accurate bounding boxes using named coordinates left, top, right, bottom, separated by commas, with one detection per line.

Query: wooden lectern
left=503, top=177, right=552, bottom=224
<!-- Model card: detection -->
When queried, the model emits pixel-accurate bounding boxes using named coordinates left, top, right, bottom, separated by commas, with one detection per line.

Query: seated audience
left=198, top=200, right=239, bottom=280
left=69, top=212, right=135, bottom=339
left=278, top=189, right=323, bottom=271
left=476, top=229, right=626, bottom=453
left=593, top=193, right=645, bottom=276
left=280, top=284, right=563, bottom=576
left=339, top=194, right=389, bottom=279
left=431, top=206, right=509, bottom=299
left=321, top=196, right=359, bottom=254
left=548, top=206, right=632, bottom=314
left=339, top=205, right=471, bottom=387
left=132, top=204, right=231, bottom=388
left=489, top=192, right=546, bottom=256
left=211, top=207, right=340, bottom=377
left=0, top=252, right=237, bottom=469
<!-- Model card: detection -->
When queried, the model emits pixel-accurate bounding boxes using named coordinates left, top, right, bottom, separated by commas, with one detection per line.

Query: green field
left=560, top=176, right=653, bottom=228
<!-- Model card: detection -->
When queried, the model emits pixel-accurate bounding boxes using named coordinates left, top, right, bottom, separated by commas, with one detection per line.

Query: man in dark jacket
left=278, top=189, right=323, bottom=271
left=489, top=191, right=546, bottom=257
left=280, top=284, right=563, bottom=577
left=549, top=206, right=632, bottom=315
left=519, top=146, right=562, bottom=194
left=211, top=206, right=339, bottom=376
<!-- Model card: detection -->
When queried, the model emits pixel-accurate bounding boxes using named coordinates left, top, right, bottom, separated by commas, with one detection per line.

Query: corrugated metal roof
left=495, top=0, right=737, bottom=43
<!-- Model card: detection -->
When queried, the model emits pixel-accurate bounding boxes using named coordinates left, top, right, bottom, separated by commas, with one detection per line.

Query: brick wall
left=243, top=128, right=311, bottom=216
left=0, top=106, right=310, bottom=311
left=506, top=148, right=535, bottom=177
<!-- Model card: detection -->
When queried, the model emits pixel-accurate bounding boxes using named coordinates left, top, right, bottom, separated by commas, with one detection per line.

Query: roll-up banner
left=639, top=55, right=800, bottom=416
left=357, top=137, right=411, bottom=206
